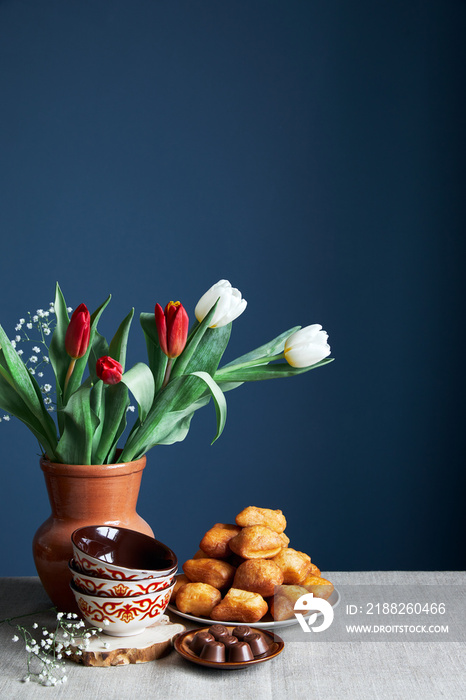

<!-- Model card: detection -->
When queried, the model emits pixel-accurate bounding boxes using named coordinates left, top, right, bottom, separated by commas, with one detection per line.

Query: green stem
left=63, top=358, right=76, bottom=398
left=0, top=607, right=56, bottom=625
left=215, top=352, right=285, bottom=378
left=162, top=358, right=173, bottom=389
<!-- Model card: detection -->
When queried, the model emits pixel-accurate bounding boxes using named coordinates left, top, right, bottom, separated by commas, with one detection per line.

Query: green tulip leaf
left=121, top=362, right=155, bottom=423
left=48, top=282, right=71, bottom=431
left=0, top=325, right=58, bottom=453
left=92, top=382, right=129, bottom=464
left=221, top=326, right=301, bottom=368
left=55, top=379, right=96, bottom=464
left=119, top=368, right=226, bottom=460
left=0, top=368, right=57, bottom=458
left=109, top=308, right=134, bottom=370
left=189, top=371, right=226, bottom=444
left=214, top=357, right=334, bottom=382
left=106, top=405, right=129, bottom=464
left=90, top=381, right=105, bottom=455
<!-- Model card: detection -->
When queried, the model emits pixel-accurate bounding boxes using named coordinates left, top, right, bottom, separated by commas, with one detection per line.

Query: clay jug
left=33, top=453, right=153, bottom=612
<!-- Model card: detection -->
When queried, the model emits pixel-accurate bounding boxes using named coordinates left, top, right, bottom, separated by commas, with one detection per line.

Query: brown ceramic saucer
left=173, top=626, right=285, bottom=670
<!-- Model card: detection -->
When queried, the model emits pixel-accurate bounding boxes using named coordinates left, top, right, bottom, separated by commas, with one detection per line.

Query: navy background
left=0, top=0, right=465, bottom=575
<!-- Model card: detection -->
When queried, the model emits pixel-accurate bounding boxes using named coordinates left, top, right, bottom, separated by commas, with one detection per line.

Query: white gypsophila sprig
left=1, top=304, right=58, bottom=424
left=5, top=608, right=101, bottom=686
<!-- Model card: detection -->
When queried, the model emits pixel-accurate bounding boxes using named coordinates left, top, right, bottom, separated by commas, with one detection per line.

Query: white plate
left=167, top=586, right=340, bottom=630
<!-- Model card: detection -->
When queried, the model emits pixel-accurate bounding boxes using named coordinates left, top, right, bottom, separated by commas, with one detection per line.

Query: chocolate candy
left=223, top=635, right=239, bottom=651
left=232, top=625, right=253, bottom=641
left=228, top=641, right=254, bottom=662
left=200, top=640, right=226, bottom=662
left=246, top=632, right=269, bottom=656
left=189, top=631, right=214, bottom=654
left=189, top=626, right=270, bottom=663
left=209, top=624, right=228, bottom=640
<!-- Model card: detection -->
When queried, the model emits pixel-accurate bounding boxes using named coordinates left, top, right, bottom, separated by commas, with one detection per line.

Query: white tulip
left=195, top=280, right=247, bottom=328
left=284, top=324, right=331, bottom=368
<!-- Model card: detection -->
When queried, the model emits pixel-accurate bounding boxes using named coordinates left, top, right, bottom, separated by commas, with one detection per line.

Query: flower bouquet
left=0, top=280, right=333, bottom=465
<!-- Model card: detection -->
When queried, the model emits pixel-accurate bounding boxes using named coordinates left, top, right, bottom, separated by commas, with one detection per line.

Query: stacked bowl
left=69, top=525, right=177, bottom=636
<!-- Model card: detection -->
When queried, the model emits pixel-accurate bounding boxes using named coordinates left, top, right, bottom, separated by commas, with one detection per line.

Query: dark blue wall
left=1, top=0, right=465, bottom=575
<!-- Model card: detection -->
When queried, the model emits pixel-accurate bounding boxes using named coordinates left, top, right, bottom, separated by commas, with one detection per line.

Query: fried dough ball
left=278, top=532, right=290, bottom=548
left=271, top=548, right=312, bottom=584
left=229, top=525, right=283, bottom=559
left=176, top=582, right=222, bottom=617
left=210, top=588, right=268, bottom=623
left=301, top=575, right=334, bottom=599
left=183, top=558, right=236, bottom=590
left=233, top=559, right=284, bottom=597
left=269, top=585, right=310, bottom=621
left=192, top=549, right=209, bottom=559
left=170, top=574, right=190, bottom=602
left=302, top=562, right=321, bottom=578
left=235, top=506, right=287, bottom=534
left=200, top=523, right=242, bottom=559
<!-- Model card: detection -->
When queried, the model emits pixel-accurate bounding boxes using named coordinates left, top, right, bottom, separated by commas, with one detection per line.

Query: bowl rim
left=71, top=525, right=177, bottom=576
left=70, top=578, right=175, bottom=604
left=68, top=558, right=176, bottom=585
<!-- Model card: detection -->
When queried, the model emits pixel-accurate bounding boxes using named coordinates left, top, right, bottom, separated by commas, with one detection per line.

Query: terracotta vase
left=32, top=453, right=154, bottom=612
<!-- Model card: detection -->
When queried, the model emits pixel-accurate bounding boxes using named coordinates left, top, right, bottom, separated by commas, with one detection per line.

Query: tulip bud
left=195, top=280, right=247, bottom=328
left=284, top=324, right=331, bottom=368
left=65, top=304, right=91, bottom=359
left=154, top=301, right=189, bottom=359
left=96, top=356, right=123, bottom=385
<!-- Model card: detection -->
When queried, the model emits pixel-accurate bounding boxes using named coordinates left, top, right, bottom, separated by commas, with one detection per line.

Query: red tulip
left=154, top=301, right=189, bottom=359
left=65, top=303, right=91, bottom=359
left=96, top=356, right=123, bottom=385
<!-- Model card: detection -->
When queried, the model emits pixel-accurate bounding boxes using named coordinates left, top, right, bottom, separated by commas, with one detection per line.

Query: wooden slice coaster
left=67, top=616, right=185, bottom=666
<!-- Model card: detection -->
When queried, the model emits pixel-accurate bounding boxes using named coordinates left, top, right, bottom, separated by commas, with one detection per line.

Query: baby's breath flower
left=26, top=322, right=33, bottom=329
left=12, top=635, right=19, bottom=642
left=15, top=335, right=21, bottom=342
left=3, top=415, right=10, bottom=421
left=32, top=315, right=38, bottom=322
left=11, top=340, right=16, bottom=348
left=32, top=345, right=40, bottom=353
left=127, top=405, right=136, bottom=412
left=38, top=371, right=44, bottom=377
left=29, top=355, right=38, bottom=363
left=15, top=324, right=22, bottom=331
left=17, top=349, right=24, bottom=355
left=32, top=623, right=38, bottom=629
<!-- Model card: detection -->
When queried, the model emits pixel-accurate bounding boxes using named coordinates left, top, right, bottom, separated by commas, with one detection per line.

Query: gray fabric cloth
left=0, top=573, right=464, bottom=699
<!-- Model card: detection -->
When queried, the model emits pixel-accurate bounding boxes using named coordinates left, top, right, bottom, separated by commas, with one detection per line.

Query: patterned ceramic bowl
left=71, top=526, right=177, bottom=581
left=70, top=580, right=175, bottom=636
left=68, top=559, right=175, bottom=597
